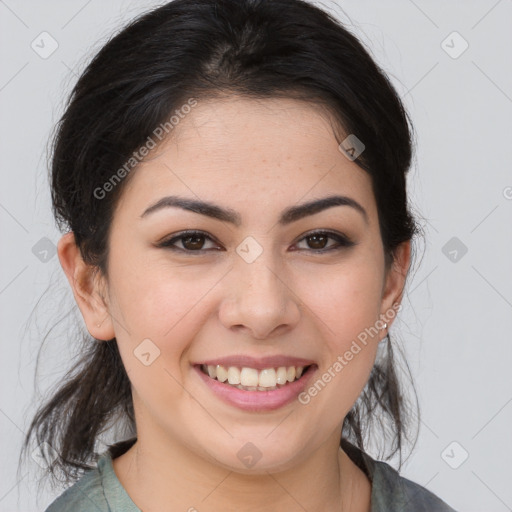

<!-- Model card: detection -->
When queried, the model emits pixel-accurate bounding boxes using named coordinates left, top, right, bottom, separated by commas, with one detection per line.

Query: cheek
left=292, top=259, right=383, bottom=410
left=107, top=259, right=225, bottom=387
left=108, top=254, right=215, bottom=336
left=296, top=257, right=384, bottom=344
left=108, top=267, right=206, bottom=420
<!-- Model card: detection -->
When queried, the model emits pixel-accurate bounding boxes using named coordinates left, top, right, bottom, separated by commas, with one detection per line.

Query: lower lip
left=193, top=365, right=317, bottom=412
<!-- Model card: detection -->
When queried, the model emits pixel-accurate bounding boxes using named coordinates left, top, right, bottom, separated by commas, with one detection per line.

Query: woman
left=23, top=0, right=457, bottom=510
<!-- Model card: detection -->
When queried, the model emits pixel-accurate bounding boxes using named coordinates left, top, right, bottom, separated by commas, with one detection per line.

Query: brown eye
left=158, top=229, right=355, bottom=255
left=305, top=233, right=329, bottom=250
left=293, top=230, right=355, bottom=253
left=181, top=234, right=206, bottom=250
left=158, top=230, right=221, bottom=253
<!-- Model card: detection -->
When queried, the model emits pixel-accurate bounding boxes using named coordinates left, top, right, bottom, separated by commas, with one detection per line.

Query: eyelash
left=157, top=229, right=356, bottom=254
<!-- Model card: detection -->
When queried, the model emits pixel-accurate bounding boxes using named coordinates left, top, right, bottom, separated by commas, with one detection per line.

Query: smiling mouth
left=199, top=363, right=314, bottom=391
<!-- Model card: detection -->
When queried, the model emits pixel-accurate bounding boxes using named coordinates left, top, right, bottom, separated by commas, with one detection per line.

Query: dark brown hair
left=22, top=0, right=423, bottom=485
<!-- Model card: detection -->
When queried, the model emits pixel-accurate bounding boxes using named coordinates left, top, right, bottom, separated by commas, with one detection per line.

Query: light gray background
left=1, top=0, right=511, bottom=511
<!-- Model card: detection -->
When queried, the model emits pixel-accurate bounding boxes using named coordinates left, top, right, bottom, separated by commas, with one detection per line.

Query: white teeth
left=240, top=367, right=259, bottom=387
left=227, top=366, right=241, bottom=385
left=201, top=364, right=310, bottom=390
left=276, top=366, right=288, bottom=385
left=258, top=368, right=276, bottom=387
left=216, top=365, right=228, bottom=382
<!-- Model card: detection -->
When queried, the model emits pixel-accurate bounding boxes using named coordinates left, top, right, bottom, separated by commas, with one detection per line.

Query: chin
left=198, top=435, right=307, bottom=475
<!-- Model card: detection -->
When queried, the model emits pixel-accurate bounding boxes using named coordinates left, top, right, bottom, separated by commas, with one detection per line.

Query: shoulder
left=370, top=458, right=457, bottom=512
left=44, top=447, right=140, bottom=512
left=341, top=439, right=457, bottom=512
left=44, top=463, right=108, bottom=512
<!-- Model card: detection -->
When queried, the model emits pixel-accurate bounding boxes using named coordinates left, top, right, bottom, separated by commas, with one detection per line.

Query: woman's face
left=91, top=97, right=409, bottom=472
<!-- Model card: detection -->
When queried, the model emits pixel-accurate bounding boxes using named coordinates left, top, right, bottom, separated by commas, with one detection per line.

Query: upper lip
left=193, top=355, right=316, bottom=371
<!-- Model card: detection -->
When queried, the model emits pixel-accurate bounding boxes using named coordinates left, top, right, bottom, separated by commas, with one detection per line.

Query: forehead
left=115, top=96, right=377, bottom=225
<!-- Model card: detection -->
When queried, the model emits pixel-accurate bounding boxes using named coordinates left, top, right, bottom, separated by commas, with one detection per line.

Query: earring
left=380, top=322, right=389, bottom=343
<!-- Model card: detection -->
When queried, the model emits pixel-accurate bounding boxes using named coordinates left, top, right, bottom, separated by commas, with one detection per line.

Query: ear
left=379, top=240, right=411, bottom=330
left=57, top=232, right=115, bottom=341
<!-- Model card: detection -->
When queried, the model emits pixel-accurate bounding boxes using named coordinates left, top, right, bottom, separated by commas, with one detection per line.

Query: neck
left=112, top=428, right=369, bottom=512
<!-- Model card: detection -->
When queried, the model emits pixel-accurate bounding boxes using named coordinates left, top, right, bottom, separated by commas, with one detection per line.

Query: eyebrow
left=140, top=194, right=368, bottom=226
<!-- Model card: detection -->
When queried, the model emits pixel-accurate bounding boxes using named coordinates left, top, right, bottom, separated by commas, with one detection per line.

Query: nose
left=218, top=250, right=301, bottom=340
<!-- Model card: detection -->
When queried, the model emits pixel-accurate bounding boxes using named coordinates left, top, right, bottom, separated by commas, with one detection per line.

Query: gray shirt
left=44, top=439, right=457, bottom=511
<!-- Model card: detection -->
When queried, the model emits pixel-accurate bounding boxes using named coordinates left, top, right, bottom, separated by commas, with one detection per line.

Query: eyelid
left=292, top=229, right=355, bottom=252
left=156, top=229, right=222, bottom=252
left=157, top=229, right=355, bottom=253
